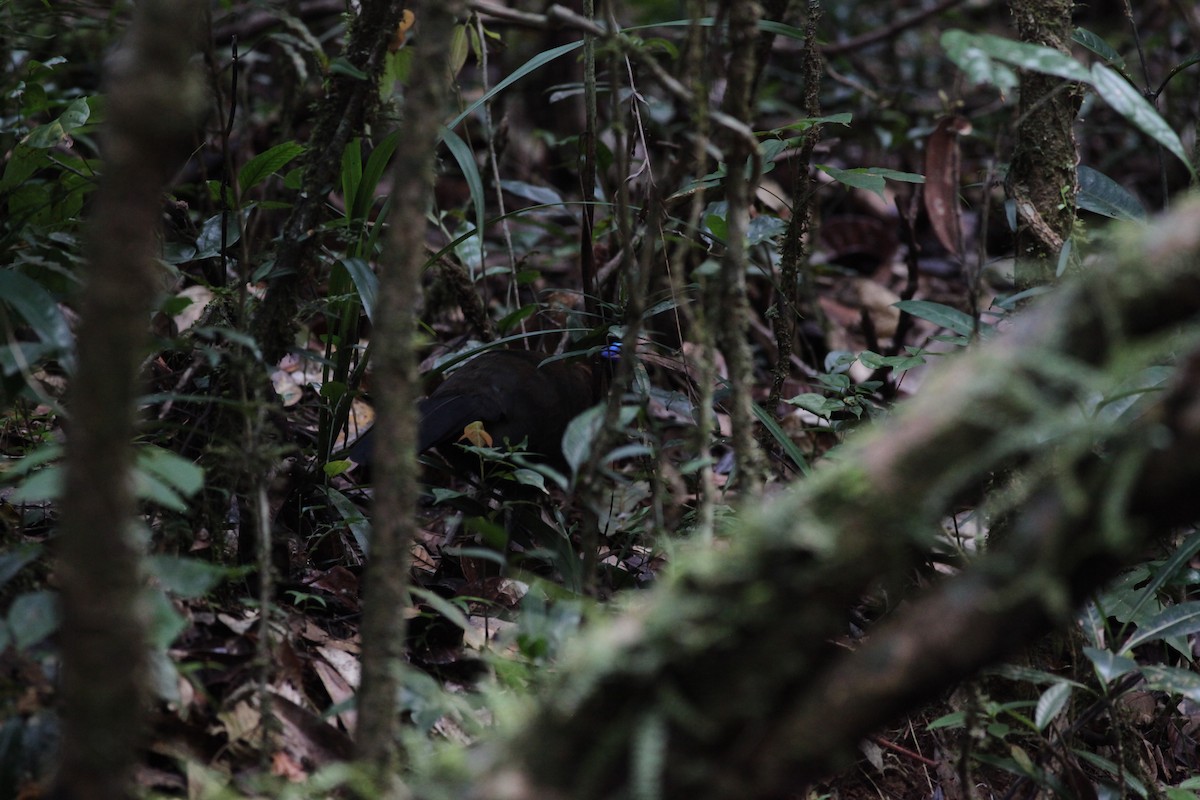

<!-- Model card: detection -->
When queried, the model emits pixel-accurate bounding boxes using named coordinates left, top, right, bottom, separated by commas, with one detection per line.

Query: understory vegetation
left=2, top=0, right=1200, bottom=798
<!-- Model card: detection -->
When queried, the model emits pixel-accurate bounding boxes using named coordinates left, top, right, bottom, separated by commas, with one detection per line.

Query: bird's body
left=347, top=348, right=600, bottom=471
left=418, top=349, right=596, bottom=464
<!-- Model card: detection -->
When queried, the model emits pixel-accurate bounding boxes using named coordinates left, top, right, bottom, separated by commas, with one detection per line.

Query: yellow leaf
left=459, top=421, right=493, bottom=447
left=389, top=9, right=415, bottom=53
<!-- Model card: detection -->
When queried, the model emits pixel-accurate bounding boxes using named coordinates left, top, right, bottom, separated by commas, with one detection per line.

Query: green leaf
left=193, top=213, right=244, bottom=259
left=1034, top=682, right=1072, bottom=730
left=499, top=179, right=563, bottom=207
left=449, top=24, right=470, bottom=76
left=23, top=97, right=91, bottom=148
left=134, top=470, right=187, bottom=512
left=0, top=271, right=74, bottom=354
left=136, top=446, right=204, bottom=499
left=0, top=144, right=51, bottom=192
left=409, top=586, right=471, bottom=632
left=927, top=711, right=967, bottom=731
left=858, top=350, right=927, bottom=372
left=1082, top=646, right=1138, bottom=683
left=562, top=405, right=604, bottom=478
left=442, top=125, right=487, bottom=267
left=328, top=57, right=368, bottom=80
left=784, top=392, right=842, bottom=419
left=328, top=487, right=370, bottom=555
left=146, top=554, right=227, bottom=598
left=764, top=112, right=853, bottom=134
left=893, top=299, right=978, bottom=338
left=1077, top=165, right=1146, bottom=221
left=1073, top=749, right=1149, bottom=797
left=944, top=30, right=1091, bottom=84
left=239, top=141, right=305, bottom=194
left=8, top=590, right=58, bottom=650
left=1090, top=63, right=1195, bottom=177
left=144, top=587, right=187, bottom=651
left=752, top=401, right=809, bottom=475
left=1072, top=27, right=1126, bottom=71
left=818, top=166, right=923, bottom=198
left=0, top=544, right=42, bottom=592
left=338, top=257, right=378, bottom=324
left=1122, top=601, right=1200, bottom=652
left=353, top=129, right=402, bottom=222
left=446, top=40, right=584, bottom=133
left=1140, top=665, right=1200, bottom=702
left=746, top=214, right=787, bottom=246
left=941, top=30, right=1019, bottom=93
left=9, top=466, right=63, bottom=502
left=341, top=137, right=363, bottom=219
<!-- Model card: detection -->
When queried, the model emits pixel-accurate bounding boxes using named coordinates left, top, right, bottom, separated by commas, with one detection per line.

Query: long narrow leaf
left=352, top=129, right=402, bottom=222
left=445, top=40, right=583, bottom=133
left=238, top=141, right=305, bottom=194
left=1091, top=63, right=1195, bottom=177
left=1122, top=600, right=1200, bottom=652
left=441, top=125, right=487, bottom=271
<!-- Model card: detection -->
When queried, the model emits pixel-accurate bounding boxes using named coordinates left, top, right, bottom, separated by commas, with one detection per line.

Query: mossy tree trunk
left=467, top=198, right=1200, bottom=800
left=54, top=2, right=207, bottom=798
left=1008, top=0, right=1084, bottom=289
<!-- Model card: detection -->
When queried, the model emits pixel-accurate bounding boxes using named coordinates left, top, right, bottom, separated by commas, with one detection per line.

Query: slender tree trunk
left=354, top=0, right=464, bottom=788
left=54, top=2, right=206, bottom=798
left=1008, top=0, right=1083, bottom=289
left=714, top=0, right=766, bottom=493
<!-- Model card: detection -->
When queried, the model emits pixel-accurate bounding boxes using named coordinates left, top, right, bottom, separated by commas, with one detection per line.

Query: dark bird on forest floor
left=345, top=347, right=615, bottom=474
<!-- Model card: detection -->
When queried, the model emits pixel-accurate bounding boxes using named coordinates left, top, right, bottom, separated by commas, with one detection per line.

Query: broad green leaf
left=941, top=30, right=1019, bottom=93
left=8, top=590, right=58, bottom=650
left=1073, top=27, right=1125, bottom=71
left=1082, top=646, right=1137, bottom=683
left=193, top=212, right=244, bottom=259
left=8, top=466, right=63, bottom=502
left=449, top=24, right=470, bottom=76
left=23, top=97, right=91, bottom=148
left=0, top=271, right=74, bottom=353
left=944, top=30, right=1091, bottom=83
left=146, top=554, right=227, bottom=598
left=562, top=405, right=604, bottom=478
left=133, top=470, right=187, bottom=512
left=0, top=544, right=42, bottom=592
left=409, top=586, right=471, bottom=632
left=858, top=350, right=926, bottom=372
left=1140, top=664, right=1200, bottom=702
left=144, top=587, right=187, bottom=651
left=894, top=299, right=978, bottom=338
left=136, top=446, right=204, bottom=499
left=499, top=179, right=563, bottom=207
left=1034, top=682, right=1072, bottom=731
left=818, top=165, right=923, bottom=198
left=1122, top=600, right=1200, bottom=652
left=764, top=112, right=852, bottom=134
left=747, top=214, right=787, bottom=246
left=785, top=392, right=842, bottom=419
left=1077, top=165, right=1146, bottom=221
left=0, top=144, right=51, bottom=192
left=1091, top=63, right=1195, bottom=177
left=238, top=141, right=305, bottom=193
